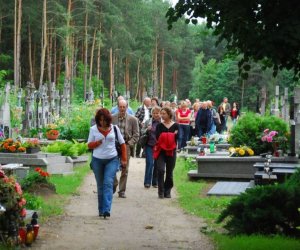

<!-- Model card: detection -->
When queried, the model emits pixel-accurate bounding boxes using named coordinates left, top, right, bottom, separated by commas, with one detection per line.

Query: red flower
left=20, top=208, right=27, bottom=217
left=18, top=198, right=26, bottom=207
left=35, top=167, right=42, bottom=173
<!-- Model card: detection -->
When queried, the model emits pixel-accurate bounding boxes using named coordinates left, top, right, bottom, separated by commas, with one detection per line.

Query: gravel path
left=32, top=157, right=214, bottom=250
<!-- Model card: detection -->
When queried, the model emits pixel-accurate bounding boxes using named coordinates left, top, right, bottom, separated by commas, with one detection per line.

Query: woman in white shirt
left=88, top=108, right=127, bottom=218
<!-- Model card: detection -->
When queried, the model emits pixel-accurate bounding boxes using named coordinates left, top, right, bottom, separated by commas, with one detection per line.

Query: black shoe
left=119, top=192, right=126, bottom=198
left=158, top=193, right=164, bottom=199
left=99, top=213, right=104, bottom=217
left=144, top=184, right=150, bottom=188
left=152, top=185, right=158, bottom=188
left=164, top=193, right=171, bottom=198
left=103, top=212, right=110, bottom=219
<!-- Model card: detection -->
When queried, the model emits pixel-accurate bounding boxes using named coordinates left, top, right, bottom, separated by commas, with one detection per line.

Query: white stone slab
left=207, top=181, right=254, bottom=196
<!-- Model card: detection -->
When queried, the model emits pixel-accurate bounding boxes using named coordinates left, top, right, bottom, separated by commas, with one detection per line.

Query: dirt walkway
left=33, top=157, right=214, bottom=250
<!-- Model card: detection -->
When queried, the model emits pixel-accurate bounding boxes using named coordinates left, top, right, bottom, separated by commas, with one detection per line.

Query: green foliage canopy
left=166, top=0, right=300, bottom=78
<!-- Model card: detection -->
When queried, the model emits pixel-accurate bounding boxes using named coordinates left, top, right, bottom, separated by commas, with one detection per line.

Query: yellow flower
left=229, top=147, right=236, bottom=153
left=238, top=149, right=245, bottom=156
left=247, top=148, right=254, bottom=156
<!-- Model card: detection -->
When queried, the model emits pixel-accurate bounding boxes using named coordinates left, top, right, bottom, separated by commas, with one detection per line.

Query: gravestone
left=294, top=87, right=300, bottom=156
left=0, top=83, right=11, bottom=138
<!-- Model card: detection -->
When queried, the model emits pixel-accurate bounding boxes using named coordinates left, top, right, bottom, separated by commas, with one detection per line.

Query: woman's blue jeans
left=144, top=145, right=157, bottom=186
left=178, top=124, right=190, bottom=149
left=91, top=156, right=119, bottom=214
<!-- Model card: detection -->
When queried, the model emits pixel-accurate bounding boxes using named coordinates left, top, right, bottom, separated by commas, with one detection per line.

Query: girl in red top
left=176, top=101, right=192, bottom=152
left=230, top=102, right=240, bottom=125
left=155, top=107, right=179, bottom=199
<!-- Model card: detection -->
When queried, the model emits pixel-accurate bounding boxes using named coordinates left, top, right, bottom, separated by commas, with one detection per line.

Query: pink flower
left=266, top=136, right=273, bottom=143
left=263, top=129, right=269, bottom=134
left=0, top=169, right=5, bottom=178
left=269, top=131, right=278, bottom=137
left=15, top=182, right=23, bottom=195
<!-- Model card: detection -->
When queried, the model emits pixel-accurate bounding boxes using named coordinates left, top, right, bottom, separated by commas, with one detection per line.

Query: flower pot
left=26, top=147, right=40, bottom=154
left=46, top=132, right=59, bottom=140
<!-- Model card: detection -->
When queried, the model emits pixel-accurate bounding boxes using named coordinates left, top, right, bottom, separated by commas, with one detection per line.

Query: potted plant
left=44, top=124, right=60, bottom=140
left=0, top=138, right=26, bottom=153
left=24, top=139, right=41, bottom=154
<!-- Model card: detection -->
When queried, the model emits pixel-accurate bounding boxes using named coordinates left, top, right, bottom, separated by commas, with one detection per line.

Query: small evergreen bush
left=217, top=170, right=300, bottom=236
left=229, top=113, right=289, bottom=155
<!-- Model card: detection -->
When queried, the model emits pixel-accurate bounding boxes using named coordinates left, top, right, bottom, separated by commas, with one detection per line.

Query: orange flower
left=9, top=146, right=16, bottom=152
left=18, top=147, right=26, bottom=152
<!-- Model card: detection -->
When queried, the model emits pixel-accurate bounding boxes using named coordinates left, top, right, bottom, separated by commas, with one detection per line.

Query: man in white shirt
left=135, top=97, right=152, bottom=157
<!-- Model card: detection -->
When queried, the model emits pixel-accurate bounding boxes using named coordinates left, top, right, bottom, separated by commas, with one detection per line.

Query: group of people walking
left=87, top=96, right=239, bottom=218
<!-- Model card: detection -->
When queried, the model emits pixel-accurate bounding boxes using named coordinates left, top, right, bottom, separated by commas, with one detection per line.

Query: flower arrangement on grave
left=0, top=168, right=26, bottom=246
left=261, top=129, right=288, bottom=155
left=229, top=146, right=254, bottom=157
left=0, top=138, right=26, bottom=153
left=44, top=123, right=60, bottom=140
left=20, top=167, right=55, bottom=193
left=23, top=139, right=40, bottom=149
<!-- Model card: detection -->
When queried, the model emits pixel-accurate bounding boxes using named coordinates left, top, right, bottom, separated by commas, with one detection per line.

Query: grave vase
left=26, top=147, right=40, bottom=154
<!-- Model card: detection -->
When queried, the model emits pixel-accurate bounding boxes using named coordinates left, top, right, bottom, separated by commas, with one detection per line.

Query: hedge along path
left=32, top=157, right=214, bottom=250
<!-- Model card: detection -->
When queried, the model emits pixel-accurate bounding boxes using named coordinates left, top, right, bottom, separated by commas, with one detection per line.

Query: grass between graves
left=32, top=164, right=91, bottom=221
left=174, top=157, right=300, bottom=250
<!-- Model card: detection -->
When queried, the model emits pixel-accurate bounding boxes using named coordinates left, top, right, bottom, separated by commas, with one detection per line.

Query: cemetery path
left=32, top=157, right=214, bottom=250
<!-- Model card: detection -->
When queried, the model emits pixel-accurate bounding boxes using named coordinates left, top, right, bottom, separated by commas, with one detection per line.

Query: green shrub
left=23, top=193, right=44, bottom=210
left=41, top=141, right=88, bottom=157
left=229, top=113, right=289, bottom=155
left=217, top=170, right=300, bottom=236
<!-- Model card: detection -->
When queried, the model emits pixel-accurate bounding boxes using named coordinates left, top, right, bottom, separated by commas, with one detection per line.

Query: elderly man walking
left=112, top=99, right=139, bottom=198
left=135, top=97, right=152, bottom=157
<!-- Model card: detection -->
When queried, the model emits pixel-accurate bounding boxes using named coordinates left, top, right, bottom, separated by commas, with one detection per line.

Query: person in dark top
left=141, top=106, right=161, bottom=188
left=195, top=102, right=212, bottom=137
left=154, top=107, right=179, bottom=199
left=217, top=105, right=226, bottom=133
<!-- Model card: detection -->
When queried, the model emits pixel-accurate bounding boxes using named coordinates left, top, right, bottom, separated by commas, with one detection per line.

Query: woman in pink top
left=176, top=101, right=192, bottom=152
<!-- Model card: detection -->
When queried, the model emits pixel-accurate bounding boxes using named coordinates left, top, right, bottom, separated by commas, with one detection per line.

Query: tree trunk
left=39, top=0, right=47, bottom=86
left=89, top=28, right=97, bottom=90
left=64, top=0, right=72, bottom=83
left=135, top=58, right=140, bottom=100
left=160, top=49, right=164, bottom=100
left=57, top=46, right=62, bottom=83
left=96, top=24, right=101, bottom=80
left=109, top=47, right=113, bottom=99
left=53, top=35, right=57, bottom=84
left=14, top=0, right=22, bottom=88
left=172, top=68, right=177, bottom=93
left=28, top=24, right=34, bottom=83
left=153, top=35, right=158, bottom=97
left=125, top=56, right=130, bottom=98
left=47, top=27, right=52, bottom=83
left=83, top=5, right=88, bottom=100
left=241, top=80, right=245, bottom=110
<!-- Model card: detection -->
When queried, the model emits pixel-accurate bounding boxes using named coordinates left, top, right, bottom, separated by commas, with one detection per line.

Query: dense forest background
left=0, top=0, right=298, bottom=110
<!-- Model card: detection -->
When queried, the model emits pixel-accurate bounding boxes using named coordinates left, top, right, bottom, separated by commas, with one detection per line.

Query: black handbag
left=113, top=126, right=122, bottom=158
left=139, top=131, right=149, bottom=148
